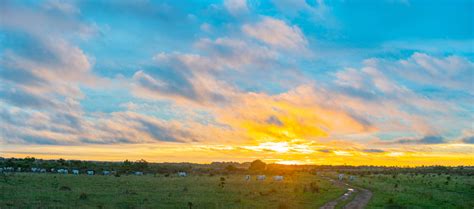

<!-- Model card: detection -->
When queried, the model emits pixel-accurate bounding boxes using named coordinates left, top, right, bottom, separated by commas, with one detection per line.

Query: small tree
left=249, top=160, right=266, bottom=172
left=225, top=165, right=237, bottom=172
left=134, top=159, right=148, bottom=172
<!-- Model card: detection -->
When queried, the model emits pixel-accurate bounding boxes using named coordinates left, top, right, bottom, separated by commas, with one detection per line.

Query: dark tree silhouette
left=249, top=160, right=266, bottom=171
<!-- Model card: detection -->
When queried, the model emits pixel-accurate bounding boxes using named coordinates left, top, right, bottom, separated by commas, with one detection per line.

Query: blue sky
left=0, top=0, right=473, bottom=164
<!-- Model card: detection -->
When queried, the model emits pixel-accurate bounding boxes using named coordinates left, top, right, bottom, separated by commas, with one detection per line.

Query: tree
left=225, top=165, right=237, bottom=172
left=134, top=159, right=148, bottom=171
left=121, top=160, right=133, bottom=173
left=249, top=160, right=266, bottom=171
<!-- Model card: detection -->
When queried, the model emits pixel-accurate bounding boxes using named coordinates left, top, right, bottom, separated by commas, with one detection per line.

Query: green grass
left=0, top=173, right=344, bottom=209
left=350, top=174, right=474, bottom=209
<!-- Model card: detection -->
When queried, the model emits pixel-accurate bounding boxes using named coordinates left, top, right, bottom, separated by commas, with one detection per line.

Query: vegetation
left=1, top=157, right=473, bottom=208
left=0, top=173, right=343, bottom=209
left=351, top=173, right=474, bottom=209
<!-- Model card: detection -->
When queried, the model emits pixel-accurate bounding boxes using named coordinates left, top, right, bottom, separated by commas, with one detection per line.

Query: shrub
left=59, top=186, right=71, bottom=191
left=277, top=202, right=289, bottom=209
left=310, top=182, right=320, bottom=193
left=79, top=193, right=88, bottom=200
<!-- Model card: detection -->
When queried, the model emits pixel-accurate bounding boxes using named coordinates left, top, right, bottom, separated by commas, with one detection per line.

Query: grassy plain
left=0, top=173, right=344, bottom=209
left=349, top=173, right=474, bottom=209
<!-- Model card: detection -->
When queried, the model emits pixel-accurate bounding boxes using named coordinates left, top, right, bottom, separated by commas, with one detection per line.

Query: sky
left=0, top=0, right=473, bottom=166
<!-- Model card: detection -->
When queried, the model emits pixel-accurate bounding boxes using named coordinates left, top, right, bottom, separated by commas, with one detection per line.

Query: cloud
left=0, top=1, right=96, bottom=38
left=1, top=36, right=95, bottom=98
left=213, top=85, right=373, bottom=143
left=0, top=87, right=57, bottom=109
left=330, top=53, right=472, bottom=136
left=132, top=67, right=231, bottom=106
left=0, top=1, right=102, bottom=114
left=397, top=53, right=474, bottom=92
left=265, top=115, right=284, bottom=126
left=461, top=136, right=474, bottom=144
left=318, top=149, right=332, bottom=153
left=132, top=37, right=281, bottom=105
left=0, top=105, right=206, bottom=145
left=195, top=38, right=278, bottom=70
left=392, top=135, right=446, bottom=144
left=224, top=0, right=248, bottom=16
left=43, top=0, right=80, bottom=15
left=362, top=149, right=385, bottom=153
left=271, top=0, right=335, bottom=27
left=242, top=17, right=308, bottom=51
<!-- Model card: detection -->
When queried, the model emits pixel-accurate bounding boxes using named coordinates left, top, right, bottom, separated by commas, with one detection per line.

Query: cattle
left=72, top=169, right=80, bottom=175
left=134, top=171, right=144, bottom=175
left=87, top=170, right=94, bottom=175
left=31, top=167, right=39, bottom=173
left=57, top=169, right=68, bottom=174
left=349, top=175, right=355, bottom=181
left=39, top=168, right=47, bottom=173
left=103, top=171, right=111, bottom=175
left=178, top=172, right=187, bottom=177
left=273, top=175, right=284, bottom=181
left=245, top=175, right=251, bottom=181
left=338, top=174, right=344, bottom=181
left=256, top=175, right=266, bottom=181
left=50, top=168, right=56, bottom=173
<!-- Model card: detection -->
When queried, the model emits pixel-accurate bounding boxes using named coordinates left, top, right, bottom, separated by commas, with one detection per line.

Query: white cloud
left=224, top=0, right=248, bottom=16
left=397, top=53, right=474, bottom=92
left=242, top=17, right=308, bottom=51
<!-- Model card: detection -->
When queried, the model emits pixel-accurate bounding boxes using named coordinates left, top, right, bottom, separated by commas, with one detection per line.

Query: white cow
left=256, top=175, right=266, bottom=181
left=103, top=171, right=110, bottom=175
left=245, top=175, right=251, bottom=181
left=72, top=169, right=80, bottom=175
left=87, top=170, right=94, bottom=175
left=134, top=171, right=144, bottom=175
left=349, top=175, right=355, bottom=181
left=273, top=175, right=284, bottom=181
left=31, top=167, right=38, bottom=172
left=178, top=172, right=187, bottom=177
left=39, top=168, right=47, bottom=173
left=338, top=174, right=344, bottom=181
left=58, top=169, right=68, bottom=174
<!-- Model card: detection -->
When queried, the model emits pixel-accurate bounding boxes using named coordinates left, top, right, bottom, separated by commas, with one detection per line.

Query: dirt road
left=320, top=177, right=372, bottom=209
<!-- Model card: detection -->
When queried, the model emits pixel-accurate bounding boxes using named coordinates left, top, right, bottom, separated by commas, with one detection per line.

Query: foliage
left=0, top=173, right=343, bottom=209
left=249, top=160, right=266, bottom=172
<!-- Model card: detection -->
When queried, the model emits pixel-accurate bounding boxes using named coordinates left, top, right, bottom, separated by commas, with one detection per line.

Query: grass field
left=349, top=173, right=474, bottom=209
left=0, top=173, right=344, bottom=209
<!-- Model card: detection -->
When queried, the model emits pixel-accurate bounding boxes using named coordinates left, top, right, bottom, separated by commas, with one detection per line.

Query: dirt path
left=320, top=177, right=372, bottom=209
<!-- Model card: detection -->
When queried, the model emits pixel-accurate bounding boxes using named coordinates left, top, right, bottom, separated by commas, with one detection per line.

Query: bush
left=277, top=202, right=289, bottom=209
left=59, top=186, right=71, bottom=191
left=79, top=193, right=88, bottom=200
